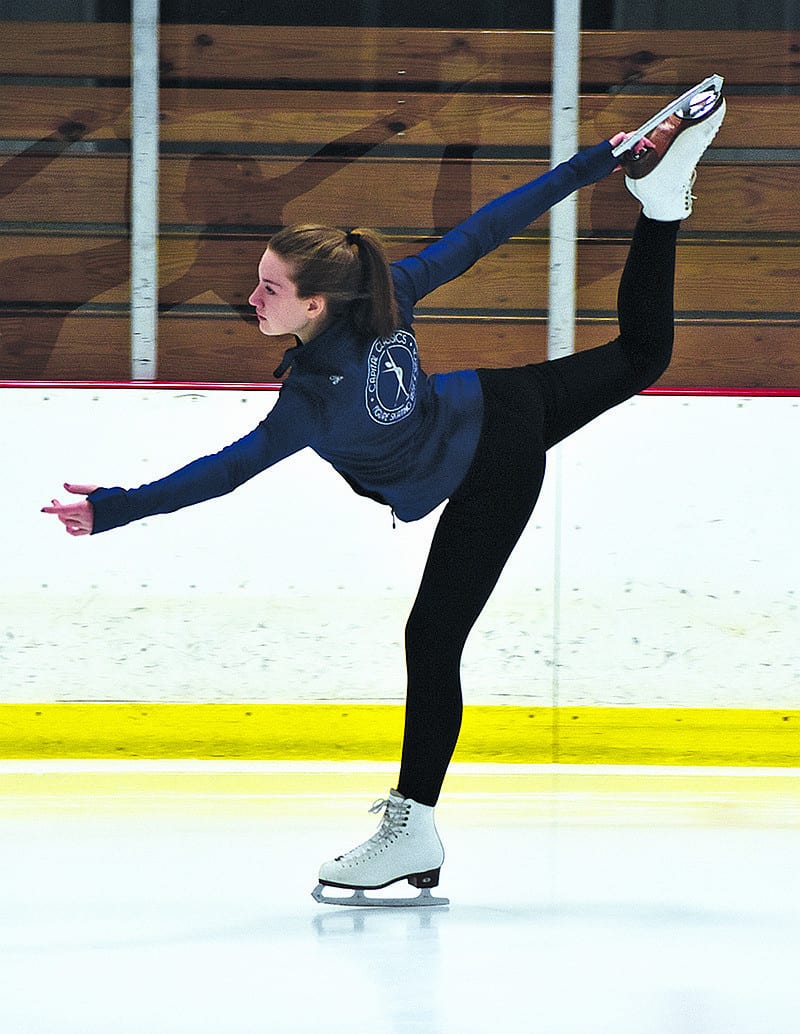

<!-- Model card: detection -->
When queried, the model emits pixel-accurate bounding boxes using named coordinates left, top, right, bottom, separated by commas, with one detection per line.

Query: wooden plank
left=150, top=26, right=800, bottom=87
left=575, top=242, right=800, bottom=318
left=156, top=26, right=550, bottom=85
left=2, top=312, right=798, bottom=388
left=583, top=163, right=800, bottom=235
left=0, top=88, right=130, bottom=142
left=0, top=154, right=131, bottom=224
left=655, top=323, right=800, bottom=389
left=3, top=234, right=799, bottom=315
left=154, top=157, right=800, bottom=236
left=155, top=237, right=800, bottom=316
left=0, top=237, right=131, bottom=304
left=1, top=84, right=796, bottom=149
left=579, top=30, right=800, bottom=88
left=0, top=84, right=552, bottom=145
left=157, top=313, right=288, bottom=382
left=0, top=22, right=131, bottom=78
left=3, top=24, right=799, bottom=86
left=156, top=27, right=798, bottom=87
left=0, top=312, right=130, bottom=380
left=6, top=155, right=798, bottom=235
left=129, top=92, right=800, bottom=150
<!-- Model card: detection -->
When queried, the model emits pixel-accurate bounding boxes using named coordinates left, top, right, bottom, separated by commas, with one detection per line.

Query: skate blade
left=611, top=74, right=724, bottom=158
left=312, top=883, right=449, bottom=908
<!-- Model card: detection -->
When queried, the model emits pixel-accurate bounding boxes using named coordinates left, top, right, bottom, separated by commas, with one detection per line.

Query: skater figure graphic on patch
left=384, top=349, right=410, bottom=405
left=43, top=79, right=726, bottom=907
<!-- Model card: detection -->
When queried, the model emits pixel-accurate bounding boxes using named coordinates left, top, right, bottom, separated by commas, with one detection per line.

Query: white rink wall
left=4, top=386, right=799, bottom=707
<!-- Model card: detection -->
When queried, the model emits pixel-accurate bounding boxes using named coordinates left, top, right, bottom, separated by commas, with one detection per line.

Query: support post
left=547, top=0, right=581, bottom=362
left=130, top=0, right=160, bottom=380
left=546, top=0, right=582, bottom=746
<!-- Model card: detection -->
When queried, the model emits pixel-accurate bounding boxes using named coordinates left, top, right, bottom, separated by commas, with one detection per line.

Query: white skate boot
left=619, top=75, right=726, bottom=221
left=312, top=790, right=449, bottom=907
left=611, top=74, right=724, bottom=161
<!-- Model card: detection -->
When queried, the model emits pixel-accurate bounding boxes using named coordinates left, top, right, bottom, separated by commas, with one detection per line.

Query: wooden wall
left=1, top=24, right=798, bottom=387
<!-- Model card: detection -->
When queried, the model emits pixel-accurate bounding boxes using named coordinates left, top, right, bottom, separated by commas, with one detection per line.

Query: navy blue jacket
left=89, top=141, right=617, bottom=533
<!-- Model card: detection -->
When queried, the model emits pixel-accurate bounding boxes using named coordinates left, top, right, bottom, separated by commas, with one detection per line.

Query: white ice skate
left=618, top=75, right=726, bottom=221
left=312, top=790, right=449, bottom=907
left=611, top=74, right=725, bottom=160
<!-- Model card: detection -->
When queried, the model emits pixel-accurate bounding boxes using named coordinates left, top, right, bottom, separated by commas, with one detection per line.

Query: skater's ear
left=304, top=294, right=328, bottom=321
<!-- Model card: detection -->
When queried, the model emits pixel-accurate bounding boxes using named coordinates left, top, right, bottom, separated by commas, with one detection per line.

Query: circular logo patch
left=365, top=330, right=418, bottom=425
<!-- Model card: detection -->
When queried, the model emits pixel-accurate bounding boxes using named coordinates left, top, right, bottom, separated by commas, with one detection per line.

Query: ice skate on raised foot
left=611, top=74, right=725, bottom=164
left=617, top=75, right=726, bottom=222
left=312, top=790, right=449, bottom=907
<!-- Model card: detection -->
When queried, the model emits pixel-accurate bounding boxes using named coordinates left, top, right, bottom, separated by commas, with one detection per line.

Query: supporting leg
left=399, top=384, right=548, bottom=807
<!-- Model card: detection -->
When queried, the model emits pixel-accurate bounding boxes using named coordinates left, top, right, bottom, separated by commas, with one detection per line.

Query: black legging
left=397, top=214, right=680, bottom=806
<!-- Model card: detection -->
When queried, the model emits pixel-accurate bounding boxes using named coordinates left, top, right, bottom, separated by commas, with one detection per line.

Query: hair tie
left=346, top=229, right=361, bottom=247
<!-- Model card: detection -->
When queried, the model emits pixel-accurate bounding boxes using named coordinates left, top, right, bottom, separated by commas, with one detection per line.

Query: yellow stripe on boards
left=0, top=704, right=797, bottom=766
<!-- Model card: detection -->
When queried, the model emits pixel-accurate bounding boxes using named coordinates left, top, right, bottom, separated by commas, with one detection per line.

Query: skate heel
left=408, top=868, right=440, bottom=890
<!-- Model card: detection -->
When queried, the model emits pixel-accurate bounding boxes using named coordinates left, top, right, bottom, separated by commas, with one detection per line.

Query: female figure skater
left=43, top=87, right=725, bottom=905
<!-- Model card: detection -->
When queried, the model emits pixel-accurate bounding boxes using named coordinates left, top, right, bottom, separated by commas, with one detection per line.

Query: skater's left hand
left=609, top=132, right=652, bottom=172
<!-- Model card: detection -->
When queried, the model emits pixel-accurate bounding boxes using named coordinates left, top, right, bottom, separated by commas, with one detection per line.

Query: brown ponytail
left=268, top=224, right=399, bottom=339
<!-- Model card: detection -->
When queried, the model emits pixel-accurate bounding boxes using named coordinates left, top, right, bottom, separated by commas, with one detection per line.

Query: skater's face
left=249, top=249, right=328, bottom=343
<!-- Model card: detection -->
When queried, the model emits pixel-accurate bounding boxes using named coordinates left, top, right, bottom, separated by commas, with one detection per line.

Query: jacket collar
left=273, top=337, right=303, bottom=378
left=272, top=316, right=349, bottom=378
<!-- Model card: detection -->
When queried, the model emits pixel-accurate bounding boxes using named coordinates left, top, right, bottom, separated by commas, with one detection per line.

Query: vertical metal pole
left=130, top=0, right=160, bottom=380
left=547, top=0, right=581, bottom=751
left=547, top=0, right=581, bottom=363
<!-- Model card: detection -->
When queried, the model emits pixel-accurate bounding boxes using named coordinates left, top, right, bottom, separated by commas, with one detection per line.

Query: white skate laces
left=312, top=790, right=449, bottom=907
left=621, top=75, right=726, bottom=222
left=336, top=795, right=411, bottom=862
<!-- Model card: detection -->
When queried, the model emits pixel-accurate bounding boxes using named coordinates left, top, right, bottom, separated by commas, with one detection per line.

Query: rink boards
left=4, top=385, right=799, bottom=765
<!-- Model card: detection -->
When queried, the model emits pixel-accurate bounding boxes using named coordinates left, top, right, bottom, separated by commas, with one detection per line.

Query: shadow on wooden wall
left=1, top=24, right=798, bottom=387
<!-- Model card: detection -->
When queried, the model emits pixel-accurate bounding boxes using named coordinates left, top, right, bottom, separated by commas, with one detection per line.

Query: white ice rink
left=2, top=762, right=799, bottom=1034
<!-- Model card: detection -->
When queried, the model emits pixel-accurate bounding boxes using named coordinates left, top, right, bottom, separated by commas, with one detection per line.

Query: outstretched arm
left=393, top=137, right=630, bottom=307
left=41, top=424, right=294, bottom=536
left=40, top=387, right=322, bottom=536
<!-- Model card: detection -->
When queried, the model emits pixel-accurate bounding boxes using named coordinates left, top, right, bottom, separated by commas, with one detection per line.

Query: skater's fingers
left=41, top=498, right=81, bottom=515
left=609, top=132, right=632, bottom=171
left=41, top=498, right=95, bottom=535
left=41, top=482, right=97, bottom=513
left=65, top=523, right=92, bottom=537
left=64, top=482, right=99, bottom=496
left=610, top=130, right=652, bottom=147
left=610, top=132, right=654, bottom=172
left=42, top=500, right=82, bottom=516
